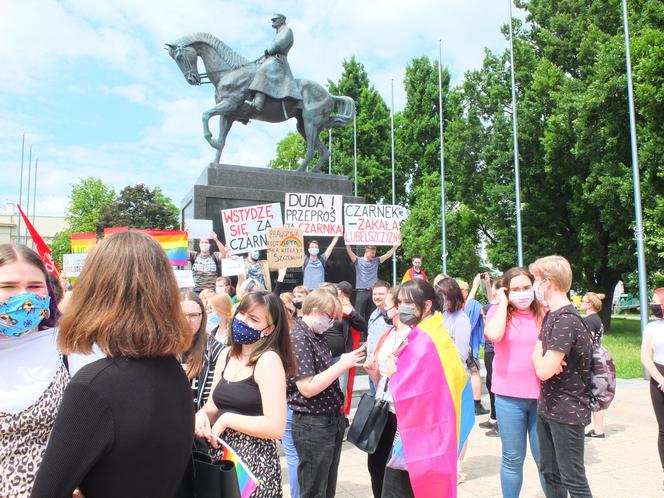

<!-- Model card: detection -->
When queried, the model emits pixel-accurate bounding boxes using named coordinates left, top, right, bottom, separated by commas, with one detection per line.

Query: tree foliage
left=97, top=184, right=179, bottom=233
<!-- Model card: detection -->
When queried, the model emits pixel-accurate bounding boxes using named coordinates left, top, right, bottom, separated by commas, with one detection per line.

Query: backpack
left=560, top=311, right=616, bottom=411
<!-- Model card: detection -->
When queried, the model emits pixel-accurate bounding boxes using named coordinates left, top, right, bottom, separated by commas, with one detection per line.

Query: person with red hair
left=641, top=287, right=664, bottom=485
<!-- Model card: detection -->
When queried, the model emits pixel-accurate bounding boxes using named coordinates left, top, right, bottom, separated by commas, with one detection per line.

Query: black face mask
left=380, top=308, right=393, bottom=325
left=651, top=304, right=663, bottom=319
left=293, top=301, right=303, bottom=310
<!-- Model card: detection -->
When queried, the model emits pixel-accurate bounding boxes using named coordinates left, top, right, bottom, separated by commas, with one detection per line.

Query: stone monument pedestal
left=181, top=163, right=364, bottom=286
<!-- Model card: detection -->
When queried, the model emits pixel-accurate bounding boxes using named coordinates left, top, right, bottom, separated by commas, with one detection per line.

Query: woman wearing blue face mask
left=0, top=244, right=62, bottom=497
left=195, top=290, right=296, bottom=497
left=288, top=288, right=367, bottom=498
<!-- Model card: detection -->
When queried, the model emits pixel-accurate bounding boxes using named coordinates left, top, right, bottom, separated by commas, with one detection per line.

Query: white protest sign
left=184, top=219, right=214, bottom=239
left=62, top=253, right=87, bottom=277
left=284, top=193, right=343, bottom=236
left=221, top=258, right=245, bottom=276
left=173, top=269, right=195, bottom=289
left=343, top=203, right=408, bottom=246
left=221, top=203, right=283, bottom=255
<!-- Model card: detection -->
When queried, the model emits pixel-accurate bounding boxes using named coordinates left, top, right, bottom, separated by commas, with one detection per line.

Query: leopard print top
left=0, top=362, right=69, bottom=498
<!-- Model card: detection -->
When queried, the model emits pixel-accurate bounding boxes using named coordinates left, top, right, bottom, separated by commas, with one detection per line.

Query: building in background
left=0, top=206, right=66, bottom=245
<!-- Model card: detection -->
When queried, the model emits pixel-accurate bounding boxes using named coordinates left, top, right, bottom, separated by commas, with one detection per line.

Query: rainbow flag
left=70, top=232, right=97, bottom=253
left=143, top=230, right=188, bottom=266
left=388, top=314, right=475, bottom=498
left=214, top=436, right=258, bottom=498
left=103, top=226, right=129, bottom=238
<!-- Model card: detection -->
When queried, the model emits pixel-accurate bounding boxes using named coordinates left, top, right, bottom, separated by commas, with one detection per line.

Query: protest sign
left=284, top=193, right=343, bottom=236
left=221, top=258, right=245, bottom=277
left=344, top=203, right=408, bottom=246
left=221, top=203, right=283, bottom=255
left=267, top=227, right=304, bottom=269
left=173, top=269, right=195, bottom=289
left=185, top=219, right=214, bottom=239
left=63, top=253, right=87, bottom=277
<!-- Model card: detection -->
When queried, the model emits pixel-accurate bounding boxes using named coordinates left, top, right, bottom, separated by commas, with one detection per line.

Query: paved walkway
left=280, top=378, right=662, bottom=497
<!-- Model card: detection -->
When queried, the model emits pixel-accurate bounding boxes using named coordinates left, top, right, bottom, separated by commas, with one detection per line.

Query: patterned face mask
left=0, top=293, right=51, bottom=340
left=231, top=318, right=266, bottom=345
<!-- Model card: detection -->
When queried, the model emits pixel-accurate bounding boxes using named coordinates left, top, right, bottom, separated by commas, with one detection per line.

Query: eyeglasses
left=184, top=312, right=202, bottom=320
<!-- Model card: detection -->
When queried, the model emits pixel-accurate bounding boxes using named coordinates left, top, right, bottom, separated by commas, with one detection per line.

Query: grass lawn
left=604, top=317, right=644, bottom=379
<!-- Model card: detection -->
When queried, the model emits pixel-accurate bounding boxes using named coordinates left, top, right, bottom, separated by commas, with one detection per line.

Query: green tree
left=50, top=177, right=115, bottom=266
left=268, top=132, right=307, bottom=170
left=97, top=184, right=179, bottom=233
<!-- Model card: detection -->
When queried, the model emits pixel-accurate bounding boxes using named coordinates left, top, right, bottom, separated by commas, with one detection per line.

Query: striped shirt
left=193, top=335, right=225, bottom=410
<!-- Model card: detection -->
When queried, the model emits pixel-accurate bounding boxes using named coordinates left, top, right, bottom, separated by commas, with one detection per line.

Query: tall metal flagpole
left=32, top=159, right=38, bottom=234
left=25, top=146, right=32, bottom=246
left=508, top=0, right=524, bottom=267
left=328, top=129, right=332, bottom=175
left=621, top=0, right=649, bottom=341
left=438, top=40, right=447, bottom=275
left=17, top=133, right=25, bottom=245
left=353, top=113, right=358, bottom=196
left=390, top=78, right=397, bottom=286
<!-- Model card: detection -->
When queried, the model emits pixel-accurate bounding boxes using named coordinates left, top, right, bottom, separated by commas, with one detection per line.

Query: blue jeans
left=495, top=395, right=546, bottom=498
left=331, top=356, right=349, bottom=396
left=283, top=408, right=299, bottom=498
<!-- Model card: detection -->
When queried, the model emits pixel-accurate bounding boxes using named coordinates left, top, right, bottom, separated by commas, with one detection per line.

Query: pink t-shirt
left=487, top=306, right=541, bottom=399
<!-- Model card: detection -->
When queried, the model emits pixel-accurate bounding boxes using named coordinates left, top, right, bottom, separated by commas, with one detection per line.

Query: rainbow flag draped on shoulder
left=389, top=313, right=475, bottom=498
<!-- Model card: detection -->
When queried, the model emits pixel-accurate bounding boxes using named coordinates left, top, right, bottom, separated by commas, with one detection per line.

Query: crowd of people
left=2, top=232, right=663, bottom=498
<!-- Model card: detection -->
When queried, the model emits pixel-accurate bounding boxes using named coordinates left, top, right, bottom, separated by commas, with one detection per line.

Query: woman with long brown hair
left=0, top=244, right=62, bottom=497
left=180, top=290, right=224, bottom=410
left=31, top=231, right=194, bottom=498
left=195, top=290, right=296, bottom=497
left=485, top=267, right=546, bottom=497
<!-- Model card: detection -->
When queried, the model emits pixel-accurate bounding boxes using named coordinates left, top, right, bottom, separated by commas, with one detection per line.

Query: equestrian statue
left=166, top=14, right=355, bottom=173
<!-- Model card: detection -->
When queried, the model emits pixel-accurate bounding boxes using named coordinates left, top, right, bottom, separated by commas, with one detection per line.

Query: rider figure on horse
left=246, top=14, right=302, bottom=112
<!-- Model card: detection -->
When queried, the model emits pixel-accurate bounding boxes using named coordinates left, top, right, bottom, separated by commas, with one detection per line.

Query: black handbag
left=189, top=450, right=241, bottom=498
left=347, top=391, right=390, bottom=454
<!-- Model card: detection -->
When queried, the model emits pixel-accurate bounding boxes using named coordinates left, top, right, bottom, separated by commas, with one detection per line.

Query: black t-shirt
left=583, top=313, right=604, bottom=345
left=287, top=319, right=343, bottom=415
left=31, top=356, right=194, bottom=498
left=538, top=304, right=593, bottom=426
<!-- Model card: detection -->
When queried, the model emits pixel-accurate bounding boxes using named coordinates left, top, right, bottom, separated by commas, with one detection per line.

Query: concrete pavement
left=280, top=378, right=663, bottom=497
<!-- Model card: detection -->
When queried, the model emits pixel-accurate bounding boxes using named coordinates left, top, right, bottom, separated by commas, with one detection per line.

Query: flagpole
left=328, top=129, right=332, bottom=175
left=621, top=0, right=648, bottom=343
left=25, top=146, right=32, bottom=246
left=438, top=39, right=447, bottom=275
left=17, top=133, right=25, bottom=245
left=390, top=78, right=397, bottom=286
left=508, top=0, right=524, bottom=267
left=353, top=114, right=358, bottom=196
left=32, top=159, right=39, bottom=244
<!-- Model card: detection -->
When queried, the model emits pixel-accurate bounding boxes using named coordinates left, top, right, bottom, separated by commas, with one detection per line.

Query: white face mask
left=509, top=290, right=534, bottom=310
left=216, top=286, right=228, bottom=294
left=199, top=243, right=210, bottom=253
left=308, top=247, right=319, bottom=256
left=533, top=280, right=547, bottom=302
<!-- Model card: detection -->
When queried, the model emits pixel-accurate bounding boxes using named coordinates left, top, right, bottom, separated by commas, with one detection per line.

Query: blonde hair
left=58, top=232, right=191, bottom=357
left=584, top=292, right=605, bottom=312
left=456, top=279, right=469, bottom=292
left=292, top=285, right=310, bottom=296
left=209, top=292, right=233, bottom=320
left=433, top=273, right=449, bottom=288
left=199, top=289, right=216, bottom=304
left=529, top=255, right=573, bottom=292
left=302, top=288, right=342, bottom=320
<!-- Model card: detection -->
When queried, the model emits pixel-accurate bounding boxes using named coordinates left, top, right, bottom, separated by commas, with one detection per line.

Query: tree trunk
left=595, top=270, right=621, bottom=332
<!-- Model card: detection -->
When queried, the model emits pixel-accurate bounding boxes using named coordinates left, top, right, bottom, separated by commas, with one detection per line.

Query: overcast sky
left=0, top=0, right=518, bottom=216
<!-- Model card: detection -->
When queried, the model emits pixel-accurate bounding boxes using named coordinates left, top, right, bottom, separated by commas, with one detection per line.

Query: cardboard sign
left=344, top=203, right=408, bottom=246
left=173, top=269, right=195, bottom=289
left=221, top=203, right=283, bottom=255
left=267, top=227, right=305, bottom=269
left=284, top=193, right=343, bottom=236
left=62, top=253, right=87, bottom=277
left=221, top=258, right=245, bottom=277
left=185, top=219, right=214, bottom=240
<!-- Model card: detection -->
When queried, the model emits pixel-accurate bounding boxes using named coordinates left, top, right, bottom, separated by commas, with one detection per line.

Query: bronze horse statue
left=166, top=33, right=355, bottom=172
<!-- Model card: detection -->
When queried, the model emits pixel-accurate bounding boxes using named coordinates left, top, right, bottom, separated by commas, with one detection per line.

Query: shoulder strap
left=220, top=347, right=233, bottom=374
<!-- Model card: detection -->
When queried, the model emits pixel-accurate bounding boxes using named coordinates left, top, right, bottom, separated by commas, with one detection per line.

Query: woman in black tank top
left=194, top=291, right=296, bottom=498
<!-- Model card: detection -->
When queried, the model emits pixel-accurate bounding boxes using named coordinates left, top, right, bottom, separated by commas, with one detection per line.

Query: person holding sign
left=303, top=237, right=338, bottom=290
left=401, top=255, right=428, bottom=283
left=345, top=243, right=399, bottom=321
left=189, top=232, right=229, bottom=293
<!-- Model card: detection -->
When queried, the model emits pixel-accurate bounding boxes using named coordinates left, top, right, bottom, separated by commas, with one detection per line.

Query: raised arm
left=485, top=289, right=508, bottom=342
left=468, top=273, right=482, bottom=301
left=345, top=242, right=357, bottom=263
left=324, top=236, right=339, bottom=260
left=210, top=231, right=229, bottom=258
left=379, top=244, right=399, bottom=264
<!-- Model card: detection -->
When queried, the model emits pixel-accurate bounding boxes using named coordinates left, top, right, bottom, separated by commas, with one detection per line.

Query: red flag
left=16, top=204, right=60, bottom=277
